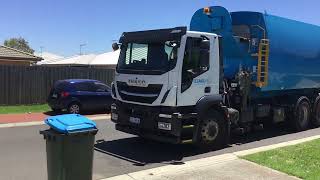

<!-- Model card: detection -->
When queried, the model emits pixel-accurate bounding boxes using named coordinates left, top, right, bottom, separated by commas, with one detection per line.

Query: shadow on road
left=94, top=137, right=207, bottom=166
left=94, top=124, right=296, bottom=166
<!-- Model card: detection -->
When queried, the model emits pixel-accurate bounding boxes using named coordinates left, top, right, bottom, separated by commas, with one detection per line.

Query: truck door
left=177, top=35, right=220, bottom=106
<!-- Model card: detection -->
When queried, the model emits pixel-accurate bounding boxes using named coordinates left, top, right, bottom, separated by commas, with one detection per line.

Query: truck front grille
left=116, top=81, right=163, bottom=104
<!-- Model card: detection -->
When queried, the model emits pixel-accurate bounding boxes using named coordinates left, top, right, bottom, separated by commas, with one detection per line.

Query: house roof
left=0, top=45, right=43, bottom=61
left=41, top=50, right=120, bottom=66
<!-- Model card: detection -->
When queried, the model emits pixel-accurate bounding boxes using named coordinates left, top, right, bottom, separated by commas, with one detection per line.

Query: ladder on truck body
left=255, top=39, right=269, bottom=87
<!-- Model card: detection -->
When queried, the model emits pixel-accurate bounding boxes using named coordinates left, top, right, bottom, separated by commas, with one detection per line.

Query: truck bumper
left=111, top=101, right=196, bottom=144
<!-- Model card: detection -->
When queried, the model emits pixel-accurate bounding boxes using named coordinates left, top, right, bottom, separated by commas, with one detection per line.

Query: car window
left=93, top=82, right=110, bottom=92
left=54, top=81, right=70, bottom=91
left=75, top=82, right=91, bottom=91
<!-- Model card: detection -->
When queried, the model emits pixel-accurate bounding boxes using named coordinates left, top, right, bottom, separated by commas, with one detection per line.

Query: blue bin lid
left=45, top=114, right=97, bottom=134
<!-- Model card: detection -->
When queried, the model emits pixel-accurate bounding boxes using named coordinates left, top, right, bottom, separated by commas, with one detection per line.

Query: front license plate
left=129, top=117, right=140, bottom=124
left=158, top=122, right=172, bottom=131
left=52, top=93, right=58, bottom=98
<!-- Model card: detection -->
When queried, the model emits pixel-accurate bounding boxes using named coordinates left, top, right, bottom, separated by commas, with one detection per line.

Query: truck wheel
left=293, top=97, right=310, bottom=131
left=312, top=96, right=320, bottom=127
left=196, top=110, right=227, bottom=149
left=68, top=103, right=81, bottom=114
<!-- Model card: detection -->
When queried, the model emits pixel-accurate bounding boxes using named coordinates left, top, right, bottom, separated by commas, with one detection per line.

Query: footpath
left=0, top=112, right=110, bottom=127
left=104, top=153, right=299, bottom=180
left=102, top=135, right=320, bottom=180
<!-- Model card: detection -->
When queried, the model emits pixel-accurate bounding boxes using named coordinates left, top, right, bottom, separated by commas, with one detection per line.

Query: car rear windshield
left=53, top=81, right=72, bottom=91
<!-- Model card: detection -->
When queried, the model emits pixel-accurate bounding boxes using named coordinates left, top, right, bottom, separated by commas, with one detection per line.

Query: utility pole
left=40, top=46, right=44, bottom=56
left=79, top=44, right=86, bottom=55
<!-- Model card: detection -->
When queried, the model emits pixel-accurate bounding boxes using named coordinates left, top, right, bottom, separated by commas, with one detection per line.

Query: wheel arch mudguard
left=195, top=95, right=224, bottom=118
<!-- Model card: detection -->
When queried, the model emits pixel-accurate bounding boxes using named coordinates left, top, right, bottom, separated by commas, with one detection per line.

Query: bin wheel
left=312, top=96, right=320, bottom=127
left=196, top=110, right=227, bottom=149
left=68, top=103, right=81, bottom=114
left=293, top=97, right=310, bottom=131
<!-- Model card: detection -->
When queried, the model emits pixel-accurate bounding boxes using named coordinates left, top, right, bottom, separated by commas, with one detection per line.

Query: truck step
left=232, top=127, right=245, bottom=135
left=182, top=125, right=194, bottom=129
left=181, top=139, right=193, bottom=144
left=253, top=123, right=264, bottom=131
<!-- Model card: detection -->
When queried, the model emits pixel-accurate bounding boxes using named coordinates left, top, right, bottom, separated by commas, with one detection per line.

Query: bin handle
left=66, top=128, right=98, bottom=135
left=66, top=122, right=96, bottom=131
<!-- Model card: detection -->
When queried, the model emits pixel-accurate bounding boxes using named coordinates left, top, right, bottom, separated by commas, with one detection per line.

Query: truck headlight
left=111, top=103, right=117, bottom=110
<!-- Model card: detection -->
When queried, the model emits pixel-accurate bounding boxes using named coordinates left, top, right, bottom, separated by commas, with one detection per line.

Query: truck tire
left=312, top=96, right=320, bottom=127
left=196, top=110, right=227, bottom=149
left=292, top=97, right=310, bottom=131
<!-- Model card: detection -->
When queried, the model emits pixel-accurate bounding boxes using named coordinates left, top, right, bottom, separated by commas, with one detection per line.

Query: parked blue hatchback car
left=47, top=79, right=113, bottom=114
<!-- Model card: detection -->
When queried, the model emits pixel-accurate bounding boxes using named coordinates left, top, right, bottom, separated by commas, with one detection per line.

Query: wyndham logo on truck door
left=193, top=78, right=208, bottom=85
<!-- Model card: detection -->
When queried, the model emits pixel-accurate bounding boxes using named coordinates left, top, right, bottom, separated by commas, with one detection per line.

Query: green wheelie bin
left=40, top=114, right=98, bottom=180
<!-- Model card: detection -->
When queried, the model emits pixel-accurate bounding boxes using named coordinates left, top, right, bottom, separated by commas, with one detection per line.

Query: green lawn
left=0, top=104, right=50, bottom=114
left=243, top=139, right=320, bottom=180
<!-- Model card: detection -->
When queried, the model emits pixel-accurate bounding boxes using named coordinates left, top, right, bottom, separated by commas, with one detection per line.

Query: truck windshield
left=117, top=41, right=178, bottom=75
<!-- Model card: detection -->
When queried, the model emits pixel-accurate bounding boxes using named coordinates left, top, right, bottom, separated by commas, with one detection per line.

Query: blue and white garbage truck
left=110, top=6, right=320, bottom=147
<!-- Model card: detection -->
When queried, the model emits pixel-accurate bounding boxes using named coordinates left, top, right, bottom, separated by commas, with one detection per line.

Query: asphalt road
left=0, top=119, right=319, bottom=180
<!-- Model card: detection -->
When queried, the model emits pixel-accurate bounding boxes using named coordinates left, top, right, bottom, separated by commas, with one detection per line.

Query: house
left=35, top=52, right=64, bottom=65
left=38, top=49, right=120, bottom=69
left=0, top=45, right=43, bottom=66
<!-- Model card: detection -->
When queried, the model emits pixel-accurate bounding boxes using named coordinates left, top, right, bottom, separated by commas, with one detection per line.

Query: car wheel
left=68, top=103, right=81, bottom=114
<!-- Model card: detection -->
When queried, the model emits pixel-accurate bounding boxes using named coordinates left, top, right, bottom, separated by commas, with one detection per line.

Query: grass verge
left=242, top=139, right=320, bottom=180
left=0, top=104, right=50, bottom=114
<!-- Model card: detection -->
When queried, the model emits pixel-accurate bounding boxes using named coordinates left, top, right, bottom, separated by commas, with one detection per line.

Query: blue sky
left=0, top=0, right=319, bottom=57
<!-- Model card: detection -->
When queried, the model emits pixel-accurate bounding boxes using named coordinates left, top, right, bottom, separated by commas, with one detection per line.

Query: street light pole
left=79, top=44, right=86, bottom=55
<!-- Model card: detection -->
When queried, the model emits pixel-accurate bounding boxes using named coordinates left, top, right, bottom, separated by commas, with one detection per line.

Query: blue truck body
left=190, top=6, right=320, bottom=95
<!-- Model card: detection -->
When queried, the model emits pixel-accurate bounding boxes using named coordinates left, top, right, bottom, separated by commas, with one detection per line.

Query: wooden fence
left=0, top=65, right=115, bottom=105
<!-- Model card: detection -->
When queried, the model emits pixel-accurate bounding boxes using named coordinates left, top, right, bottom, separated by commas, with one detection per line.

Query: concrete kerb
left=0, top=114, right=110, bottom=128
left=101, top=135, right=320, bottom=180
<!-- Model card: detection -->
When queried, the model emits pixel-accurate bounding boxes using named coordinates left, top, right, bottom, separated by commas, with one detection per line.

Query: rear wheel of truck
left=312, top=96, right=320, bottom=127
left=292, top=97, right=310, bottom=131
left=196, top=110, right=227, bottom=149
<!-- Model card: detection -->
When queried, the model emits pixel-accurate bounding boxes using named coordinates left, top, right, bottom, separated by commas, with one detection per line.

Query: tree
left=4, top=37, right=35, bottom=54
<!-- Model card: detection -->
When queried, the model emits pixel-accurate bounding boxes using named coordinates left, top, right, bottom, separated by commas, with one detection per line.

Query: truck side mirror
left=112, top=43, right=120, bottom=51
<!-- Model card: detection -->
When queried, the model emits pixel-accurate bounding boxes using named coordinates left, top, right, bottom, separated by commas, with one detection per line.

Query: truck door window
left=181, top=37, right=210, bottom=92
